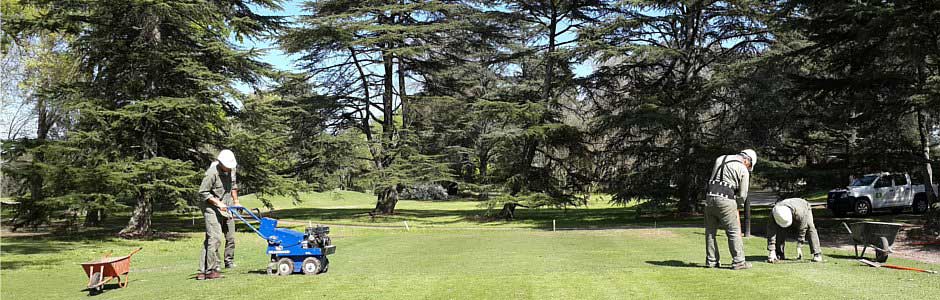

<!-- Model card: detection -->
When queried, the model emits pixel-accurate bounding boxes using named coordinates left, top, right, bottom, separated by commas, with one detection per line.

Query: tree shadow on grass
left=84, top=282, right=124, bottom=296
left=646, top=260, right=705, bottom=268
left=825, top=253, right=864, bottom=260
left=269, top=206, right=707, bottom=230
left=0, top=258, right=66, bottom=270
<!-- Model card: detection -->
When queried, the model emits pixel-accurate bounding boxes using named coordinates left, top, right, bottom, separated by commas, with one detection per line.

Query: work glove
left=812, top=254, right=823, bottom=262
left=796, top=242, right=804, bottom=260
left=767, top=250, right=778, bottom=263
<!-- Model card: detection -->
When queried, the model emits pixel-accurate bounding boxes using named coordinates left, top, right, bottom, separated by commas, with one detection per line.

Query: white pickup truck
left=827, top=172, right=937, bottom=216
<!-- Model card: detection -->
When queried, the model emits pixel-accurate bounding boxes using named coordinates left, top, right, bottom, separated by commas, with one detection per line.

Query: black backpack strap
left=707, top=155, right=745, bottom=199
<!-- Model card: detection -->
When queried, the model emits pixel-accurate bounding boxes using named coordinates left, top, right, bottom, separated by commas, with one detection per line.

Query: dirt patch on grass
left=808, top=220, right=940, bottom=265
left=820, top=226, right=940, bottom=265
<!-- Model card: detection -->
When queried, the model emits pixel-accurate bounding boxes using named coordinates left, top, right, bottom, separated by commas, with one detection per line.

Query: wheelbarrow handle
left=843, top=222, right=853, bottom=235
left=128, top=247, right=143, bottom=257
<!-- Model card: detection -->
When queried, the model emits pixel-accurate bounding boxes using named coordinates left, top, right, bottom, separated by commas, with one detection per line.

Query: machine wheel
left=319, top=256, right=329, bottom=274
left=266, top=262, right=277, bottom=276
left=875, top=236, right=890, bottom=263
left=855, top=199, right=872, bottom=216
left=913, top=196, right=929, bottom=214
left=302, top=257, right=322, bottom=275
left=276, top=258, right=294, bottom=276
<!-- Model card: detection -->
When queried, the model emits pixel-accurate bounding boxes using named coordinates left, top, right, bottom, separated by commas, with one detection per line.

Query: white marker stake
left=553, top=219, right=556, bottom=232
left=404, top=221, right=410, bottom=231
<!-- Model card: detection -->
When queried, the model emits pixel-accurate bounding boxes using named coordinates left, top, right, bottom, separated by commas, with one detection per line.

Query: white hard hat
left=740, top=149, right=757, bottom=171
left=772, top=205, right=793, bottom=228
left=217, top=149, right=237, bottom=169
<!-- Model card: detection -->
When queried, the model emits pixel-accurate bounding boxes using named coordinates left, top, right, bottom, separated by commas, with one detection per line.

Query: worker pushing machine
left=767, top=198, right=823, bottom=263
left=704, top=149, right=756, bottom=270
left=197, top=150, right=239, bottom=280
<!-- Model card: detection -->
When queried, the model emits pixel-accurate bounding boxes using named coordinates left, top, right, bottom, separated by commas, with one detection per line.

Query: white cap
left=217, top=149, right=237, bottom=169
left=772, top=205, right=793, bottom=228
left=740, top=149, right=757, bottom=171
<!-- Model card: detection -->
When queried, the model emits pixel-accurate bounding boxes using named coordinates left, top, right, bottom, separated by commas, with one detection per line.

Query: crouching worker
left=197, top=150, right=239, bottom=280
left=767, top=198, right=822, bottom=263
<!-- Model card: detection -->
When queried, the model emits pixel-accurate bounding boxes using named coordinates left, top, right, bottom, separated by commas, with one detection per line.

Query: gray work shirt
left=198, top=163, right=238, bottom=209
left=707, top=154, right=751, bottom=206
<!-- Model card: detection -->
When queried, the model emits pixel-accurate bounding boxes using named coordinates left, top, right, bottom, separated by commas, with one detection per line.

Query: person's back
left=706, top=155, right=750, bottom=205
left=768, top=198, right=822, bottom=263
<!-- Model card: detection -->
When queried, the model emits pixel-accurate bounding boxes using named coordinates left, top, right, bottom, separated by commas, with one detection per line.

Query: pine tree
left=584, top=1, right=773, bottom=212
left=9, top=0, right=284, bottom=236
left=281, top=0, right=469, bottom=214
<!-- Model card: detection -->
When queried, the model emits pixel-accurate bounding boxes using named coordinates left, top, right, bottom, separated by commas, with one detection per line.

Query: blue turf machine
left=228, top=206, right=336, bottom=275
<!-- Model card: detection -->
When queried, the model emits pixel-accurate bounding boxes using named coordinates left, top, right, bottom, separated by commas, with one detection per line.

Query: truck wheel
left=302, top=257, right=321, bottom=275
left=276, top=258, right=294, bottom=276
left=913, top=195, right=929, bottom=214
left=854, top=199, right=871, bottom=216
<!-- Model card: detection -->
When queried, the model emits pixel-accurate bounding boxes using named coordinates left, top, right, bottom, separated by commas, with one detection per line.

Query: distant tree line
left=2, top=0, right=938, bottom=235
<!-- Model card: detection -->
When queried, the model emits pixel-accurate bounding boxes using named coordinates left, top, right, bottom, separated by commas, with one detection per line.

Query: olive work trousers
left=704, top=196, right=746, bottom=266
left=199, top=207, right=235, bottom=274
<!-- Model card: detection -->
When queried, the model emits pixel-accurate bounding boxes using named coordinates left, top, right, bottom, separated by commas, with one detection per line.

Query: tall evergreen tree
left=584, top=0, right=773, bottom=212
left=281, top=0, right=467, bottom=214
left=777, top=0, right=940, bottom=227
left=9, top=0, right=284, bottom=236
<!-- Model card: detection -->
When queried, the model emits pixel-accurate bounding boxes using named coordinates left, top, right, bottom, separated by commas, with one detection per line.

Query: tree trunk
left=16, top=96, right=50, bottom=231
left=398, top=55, right=409, bottom=129
left=373, top=185, right=400, bottom=214
left=119, top=192, right=152, bottom=237
left=918, top=110, right=939, bottom=232
left=84, top=209, right=105, bottom=227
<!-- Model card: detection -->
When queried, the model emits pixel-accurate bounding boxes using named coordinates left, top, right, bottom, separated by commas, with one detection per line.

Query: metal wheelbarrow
left=843, top=222, right=902, bottom=263
left=81, top=247, right=143, bottom=294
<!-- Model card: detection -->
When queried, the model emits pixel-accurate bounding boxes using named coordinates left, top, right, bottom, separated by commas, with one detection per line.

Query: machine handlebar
left=227, top=206, right=269, bottom=240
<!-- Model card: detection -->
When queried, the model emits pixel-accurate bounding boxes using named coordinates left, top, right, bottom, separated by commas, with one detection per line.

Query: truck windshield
left=850, top=175, right=878, bottom=186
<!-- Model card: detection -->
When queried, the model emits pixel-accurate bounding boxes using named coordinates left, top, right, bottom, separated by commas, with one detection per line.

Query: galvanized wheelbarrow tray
left=843, top=222, right=902, bottom=263
left=81, top=247, right=142, bottom=294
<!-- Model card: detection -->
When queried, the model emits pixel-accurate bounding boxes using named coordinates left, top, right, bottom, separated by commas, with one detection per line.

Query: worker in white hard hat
left=704, top=149, right=756, bottom=270
left=767, top=198, right=822, bottom=263
left=197, top=150, right=239, bottom=280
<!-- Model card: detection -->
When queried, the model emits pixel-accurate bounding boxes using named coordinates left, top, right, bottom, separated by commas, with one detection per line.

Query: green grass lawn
left=235, top=191, right=690, bottom=230
left=2, top=191, right=939, bottom=299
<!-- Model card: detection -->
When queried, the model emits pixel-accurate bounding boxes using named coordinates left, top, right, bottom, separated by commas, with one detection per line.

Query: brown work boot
left=196, top=273, right=207, bottom=280
left=205, top=271, right=224, bottom=280
left=731, top=262, right=752, bottom=270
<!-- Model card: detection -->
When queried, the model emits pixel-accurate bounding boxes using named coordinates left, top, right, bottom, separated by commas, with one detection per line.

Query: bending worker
left=767, top=198, right=822, bottom=263
left=704, top=149, right=756, bottom=270
left=197, top=150, right=239, bottom=280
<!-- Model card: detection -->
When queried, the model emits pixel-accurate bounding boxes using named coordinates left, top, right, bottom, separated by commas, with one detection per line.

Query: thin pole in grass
left=553, top=219, right=556, bottom=232
left=403, top=221, right=410, bottom=231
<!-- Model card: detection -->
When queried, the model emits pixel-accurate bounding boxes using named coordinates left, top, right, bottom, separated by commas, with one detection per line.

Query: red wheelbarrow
left=81, top=247, right=142, bottom=294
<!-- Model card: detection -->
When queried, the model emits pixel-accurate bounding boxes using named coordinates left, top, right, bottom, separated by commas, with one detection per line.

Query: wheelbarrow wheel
left=302, top=257, right=321, bottom=275
left=875, top=236, right=890, bottom=263
left=276, top=258, right=294, bottom=276
left=88, top=272, right=103, bottom=295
